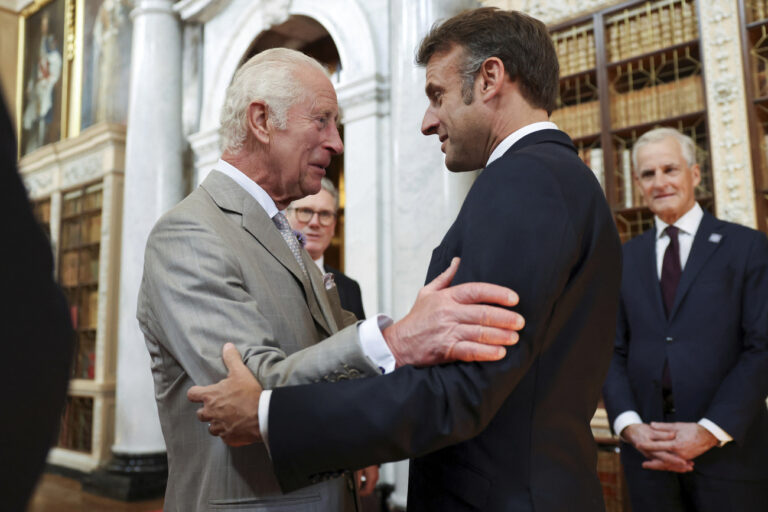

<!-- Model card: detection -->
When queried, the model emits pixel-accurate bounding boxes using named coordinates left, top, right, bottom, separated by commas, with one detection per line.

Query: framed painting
left=78, top=0, right=134, bottom=132
left=18, top=0, right=67, bottom=156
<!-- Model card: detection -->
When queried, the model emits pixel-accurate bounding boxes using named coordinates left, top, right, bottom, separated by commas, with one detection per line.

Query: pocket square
left=323, top=272, right=335, bottom=290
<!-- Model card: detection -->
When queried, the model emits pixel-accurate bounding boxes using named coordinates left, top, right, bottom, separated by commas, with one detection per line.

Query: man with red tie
left=602, top=127, right=768, bottom=511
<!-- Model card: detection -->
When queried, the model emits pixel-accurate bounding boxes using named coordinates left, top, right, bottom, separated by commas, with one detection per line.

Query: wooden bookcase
left=739, top=0, right=768, bottom=232
left=551, top=0, right=715, bottom=242
left=20, top=123, right=125, bottom=472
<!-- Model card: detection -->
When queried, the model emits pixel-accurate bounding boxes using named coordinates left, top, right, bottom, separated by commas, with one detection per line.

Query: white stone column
left=102, top=0, right=184, bottom=498
left=385, top=1, right=479, bottom=507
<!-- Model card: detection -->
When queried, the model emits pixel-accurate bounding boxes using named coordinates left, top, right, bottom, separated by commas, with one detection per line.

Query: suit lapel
left=304, top=252, right=339, bottom=333
left=668, top=212, right=722, bottom=321
left=638, top=229, right=667, bottom=322
left=201, top=172, right=333, bottom=336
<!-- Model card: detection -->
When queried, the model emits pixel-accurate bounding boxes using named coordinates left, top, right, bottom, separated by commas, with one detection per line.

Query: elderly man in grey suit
left=137, top=48, right=524, bottom=511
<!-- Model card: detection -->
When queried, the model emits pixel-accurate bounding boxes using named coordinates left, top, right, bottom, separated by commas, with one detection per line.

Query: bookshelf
left=550, top=0, right=715, bottom=242
left=18, top=123, right=125, bottom=471
left=739, top=0, right=768, bottom=232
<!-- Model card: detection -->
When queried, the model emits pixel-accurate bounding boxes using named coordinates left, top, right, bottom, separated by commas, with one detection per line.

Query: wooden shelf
left=610, top=109, right=706, bottom=137
left=61, top=242, right=101, bottom=252
left=606, top=39, right=699, bottom=69
left=560, top=67, right=598, bottom=82
left=747, top=17, right=768, bottom=30
left=571, top=132, right=602, bottom=145
left=62, top=207, right=102, bottom=221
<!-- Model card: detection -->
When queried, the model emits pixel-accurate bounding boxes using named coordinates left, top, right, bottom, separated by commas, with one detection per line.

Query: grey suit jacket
left=137, top=171, right=380, bottom=511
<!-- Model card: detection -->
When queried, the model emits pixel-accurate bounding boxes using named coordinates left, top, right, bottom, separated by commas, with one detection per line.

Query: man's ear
left=247, top=100, right=271, bottom=145
left=477, top=57, right=505, bottom=100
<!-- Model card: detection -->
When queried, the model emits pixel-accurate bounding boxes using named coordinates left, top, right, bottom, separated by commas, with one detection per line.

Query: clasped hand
left=622, top=422, right=719, bottom=473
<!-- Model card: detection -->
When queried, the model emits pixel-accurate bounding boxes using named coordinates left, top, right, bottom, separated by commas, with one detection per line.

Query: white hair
left=219, top=48, right=326, bottom=154
left=631, top=127, right=697, bottom=171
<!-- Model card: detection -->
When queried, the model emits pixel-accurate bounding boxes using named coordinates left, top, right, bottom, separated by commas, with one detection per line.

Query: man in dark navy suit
left=602, top=127, right=768, bottom=511
left=287, top=178, right=366, bottom=321
left=190, top=8, right=622, bottom=511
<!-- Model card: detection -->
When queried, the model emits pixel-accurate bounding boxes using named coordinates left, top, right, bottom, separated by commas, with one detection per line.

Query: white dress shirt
left=213, top=159, right=396, bottom=447
left=613, top=202, right=732, bottom=446
left=486, top=121, right=559, bottom=167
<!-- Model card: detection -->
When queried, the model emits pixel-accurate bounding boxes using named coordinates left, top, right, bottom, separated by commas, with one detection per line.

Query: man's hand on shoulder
left=187, top=343, right=263, bottom=446
left=383, top=257, right=525, bottom=367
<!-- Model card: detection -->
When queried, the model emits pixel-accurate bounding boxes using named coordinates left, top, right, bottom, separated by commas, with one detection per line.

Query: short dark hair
left=416, top=8, right=559, bottom=114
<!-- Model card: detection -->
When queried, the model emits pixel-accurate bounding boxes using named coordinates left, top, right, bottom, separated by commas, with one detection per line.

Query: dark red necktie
left=660, top=225, right=681, bottom=317
left=660, top=225, right=681, bottom=402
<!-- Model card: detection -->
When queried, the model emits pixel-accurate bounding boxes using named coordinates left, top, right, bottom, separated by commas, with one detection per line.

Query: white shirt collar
left=313, top=255, right=325, bottom=273
left=486, top=121, right=559, bottom=167
left=654, top=202, right=704, bottom=240
left=213, top=158, right=281, bottom=219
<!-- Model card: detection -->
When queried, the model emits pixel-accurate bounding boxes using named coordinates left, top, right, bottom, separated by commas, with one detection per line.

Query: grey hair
left=632, top=127, right=697, bottom=171
left=319, top=177, right=340, bottom=211
left=289, top=177, right=340, bottom=211
left=219, top=48, right=326, bottom=154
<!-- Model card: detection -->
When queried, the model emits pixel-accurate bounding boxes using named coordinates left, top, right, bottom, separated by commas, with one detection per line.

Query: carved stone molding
left=503, top=0, right=613, bottom=25
left=700, top=0, right=757, bottom=227
left=62, top=153, right=104, bottom=188
left=337, top=74, right=390, bottom=122
left=23, top=170, right=55, bottom=198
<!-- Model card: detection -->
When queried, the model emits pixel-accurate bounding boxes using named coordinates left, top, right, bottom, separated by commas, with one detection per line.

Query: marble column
left=85, top=0, right=184, bottom=500
left=385, top=0, right=479, bottom=507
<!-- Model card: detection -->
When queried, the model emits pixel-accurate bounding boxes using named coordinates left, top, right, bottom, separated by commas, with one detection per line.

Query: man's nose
left=308, top=212, right=321, bottom=227
left=326, top=125, right=344, bottom=154
left=421, top=108, right=439, bottom=136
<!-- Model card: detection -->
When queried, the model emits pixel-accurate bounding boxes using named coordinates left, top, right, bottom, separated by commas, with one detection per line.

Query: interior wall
left=0, top=8, right=19, bottom=128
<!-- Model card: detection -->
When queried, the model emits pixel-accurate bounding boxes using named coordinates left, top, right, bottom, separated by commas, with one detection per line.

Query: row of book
left=72, top=334, right=96, bottom=380
left=574, top=147, right=653, bottom=210
left=60, top=251, right=100, bottom=286
left=605, top=0, right=697, bottom=63
left=68, top=291, right=99, bottom=331
left=551, top=100, right=601, bottom=140
left=58, top=396, right=93, bottom=452
left=60, top=214, right=102, bottom=249
left=62, top=189, right=103, bottom=217
left=611, top=75, right=704, bottom=129
left=554, top=27, right=597, bottom=77
left=576, top=147, right=605, bottom=191
left=746, top=0, right=768, bottom=23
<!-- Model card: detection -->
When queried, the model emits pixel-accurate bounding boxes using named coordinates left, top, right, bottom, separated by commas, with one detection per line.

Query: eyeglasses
left=287, top=207, right=337, bottom=227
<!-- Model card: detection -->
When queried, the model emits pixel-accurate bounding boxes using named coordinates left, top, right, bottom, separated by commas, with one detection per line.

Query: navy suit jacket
left=603, top=211, right=768, bottom=480
left=267, top=129, right=622, bottom=511
left=324, top=264, right=365, bottom=321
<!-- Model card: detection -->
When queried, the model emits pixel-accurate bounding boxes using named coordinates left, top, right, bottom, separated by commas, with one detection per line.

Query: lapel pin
left=708, top=233, right=722, bottom=243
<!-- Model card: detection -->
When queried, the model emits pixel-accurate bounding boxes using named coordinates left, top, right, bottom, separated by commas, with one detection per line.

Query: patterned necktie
left=660, top=225, right=681, bottom=317
left=273, top=212, right=308, bottom=276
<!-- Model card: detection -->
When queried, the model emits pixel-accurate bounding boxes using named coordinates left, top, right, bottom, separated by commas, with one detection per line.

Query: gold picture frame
left=16, top=0, right=74, bottom=157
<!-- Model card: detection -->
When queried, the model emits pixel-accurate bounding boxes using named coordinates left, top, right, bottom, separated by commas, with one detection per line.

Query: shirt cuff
left=614, top=410, right=643, bottom=439
left=698, top=418, right=733, bottom=447
left=358, top=314, right=395, bottom=374
left=258, top=389, right=272, bottom=457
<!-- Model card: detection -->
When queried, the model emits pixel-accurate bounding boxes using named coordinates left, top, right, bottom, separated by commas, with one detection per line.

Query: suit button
left=666, top=337, right=673, bottom=342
